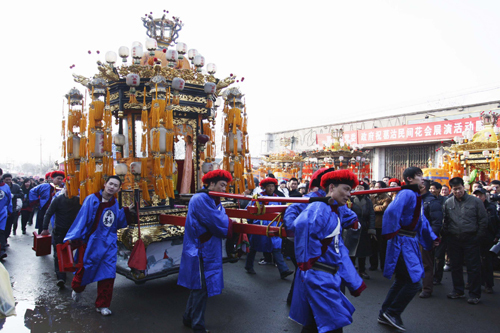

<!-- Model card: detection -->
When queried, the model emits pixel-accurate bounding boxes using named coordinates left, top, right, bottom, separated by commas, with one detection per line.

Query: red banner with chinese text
left=317, top=117, right=482, bottom=146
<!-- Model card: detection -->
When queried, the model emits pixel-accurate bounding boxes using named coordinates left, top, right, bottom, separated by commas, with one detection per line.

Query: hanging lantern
left=105, top=51, right=117, bottom=67
left=207, top=63, right=217, bottom=75
left=115, top=163, right=128, bottom=176
left=193, top=55, right=205, bottom=72
left=165, top=49, right=179, bottom=67
left=202, top=162, right=214, bottom=174
left=94, top=130, right=105, bottom=157
left=131, top=45, right=144, bottom=64
left=187, top=49, right=199, bottom=63
left=172, top=77, right=185, bottom=91
left=118, top=46, right=129, bottom=63
left=176, top=42, right=188, bottom=59
left=145, top=38, right=157, bottom=56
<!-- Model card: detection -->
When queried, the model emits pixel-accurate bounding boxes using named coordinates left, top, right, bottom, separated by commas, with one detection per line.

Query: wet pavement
left=1, top=221, right=500, bottom=332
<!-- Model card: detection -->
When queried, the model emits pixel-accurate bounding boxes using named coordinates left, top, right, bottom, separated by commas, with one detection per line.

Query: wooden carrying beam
left=159, top=214, right=287, bottom=237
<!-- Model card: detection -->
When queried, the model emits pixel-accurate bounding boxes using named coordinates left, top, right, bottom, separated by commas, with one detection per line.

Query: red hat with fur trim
left=310, top=167, right=335, bottom=190
left=51, top=171, right=65, bottom=180
left=259, top=177, right=278, bottom=187
left=389, top=178, right=401, bottom=186
left=321, top=169, right=359, bottom=189
left=202, top=170, right=233, bottom=185
left=45, top=172, right=52, bottom=180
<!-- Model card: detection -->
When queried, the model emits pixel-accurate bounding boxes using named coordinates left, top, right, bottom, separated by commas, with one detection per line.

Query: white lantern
left=204, top=82, right=216, bottom=95
left=166, top=49, right=179, bottom=67
left=176, top=42, right=187, bottom=58
left=187, top=49, right=199, bottom=61
left=145, top=38, right=157, bottom=53
left=131, top=45, right=144, bottom=64
left=172, top=77, right=185, bottom=91
left=356, top=156, right=361, bottom=161
left=207, top=63, right=217, bottom=74
left=202, top=162, right=213, bottom=174
left=339, top=156, right=344, bottom=161
left=228, top=130, right=243, bottom=153
left=94, top=130, right=105, bottom=157
left=463, top=151, right=470, bottom=158
left=194, top=55, right=205, bottom=71
left=483, top=150, right=490, bottom=157
left=131, top=41, right=143, bottom=48
left=113, top=133, right=126, bottom=146
left=494, top=126, right=500, bottom=135
left=214, top=97, right=222, bottom=108
left=130, top=162, right=141, bottom=175
left=115, top=163, right=128, bottom=176
left=105, top=51, right=117, bottom=65
left=126, top=73, right=141, bottom=87
left=118, top=46, right=129, bottom=62
left=72, top=136, right=81, bottom=159
left=150, top=127, right=167, bottom=153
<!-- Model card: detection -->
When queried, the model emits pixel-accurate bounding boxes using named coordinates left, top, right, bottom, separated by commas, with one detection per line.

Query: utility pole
left=40, top=135, right=43, bottom=175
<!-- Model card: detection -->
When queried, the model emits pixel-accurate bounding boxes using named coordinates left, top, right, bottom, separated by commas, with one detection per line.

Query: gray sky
left=3, top=0, right=500, bottom=169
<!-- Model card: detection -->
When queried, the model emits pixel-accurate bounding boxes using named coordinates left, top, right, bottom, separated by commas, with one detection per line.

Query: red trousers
left=71, top=267, right=115, bottom=308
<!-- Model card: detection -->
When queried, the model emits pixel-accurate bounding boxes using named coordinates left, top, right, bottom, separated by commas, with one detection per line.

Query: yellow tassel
left=142, top=180, right=150, bottom=202
left=141, top=158, right=148, bottom=178
left=80, top=182, right=86, bottom=205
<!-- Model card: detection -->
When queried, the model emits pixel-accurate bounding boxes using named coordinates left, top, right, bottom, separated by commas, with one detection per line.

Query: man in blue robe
left=64, top=176, right=129, bottom=316
left=290, top=170, right=366, bottom=333
left=178, top=170, right=234, bottom=333
left=378, top=167, right=438, bottom=331
left=0, top=168, right=12, bottom=260
left=244, top=177, right=293, bottom=279
left=284, top=167, right=359, bottom=305
left=29, top=171, right=65, bottom=234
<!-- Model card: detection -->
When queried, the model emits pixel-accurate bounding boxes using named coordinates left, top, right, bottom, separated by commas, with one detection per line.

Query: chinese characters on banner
left=316, top=117, right=482, bottom=146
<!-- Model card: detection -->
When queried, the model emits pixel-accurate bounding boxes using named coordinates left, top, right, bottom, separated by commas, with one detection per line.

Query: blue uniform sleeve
left=192, top=194, right=229, bottom=239
left=284, top=202, right=307, bottom=231
left=29, top=185, right=40, bottom=202
left=382, top=190, right=416, bottom=238
left=338, top=244, right=365, bottom=295
left=117, top=208, right=128, bottom=229
left=64, top=195, right=97, bottom=242
left=294, top=203, right=330, bottom=269
left=338, top=204, right=359, bottom=229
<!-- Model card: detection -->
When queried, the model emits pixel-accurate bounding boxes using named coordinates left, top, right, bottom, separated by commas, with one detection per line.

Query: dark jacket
left=43, top=194, right=82, bottom=237
left=344, top=195, right=375, bottom=258
left=9, top=183, right=23, bottom=211
left=484, top=200, right=500, bottom=243
left=443, top=193, right=488, bottom=238
left=422, top=191, right=443, bottom=236
left=288, top=189, right=302, bottom=197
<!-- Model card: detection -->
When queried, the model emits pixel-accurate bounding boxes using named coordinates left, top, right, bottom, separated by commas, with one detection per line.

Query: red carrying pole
left=207, top=187, right=401, bottom=204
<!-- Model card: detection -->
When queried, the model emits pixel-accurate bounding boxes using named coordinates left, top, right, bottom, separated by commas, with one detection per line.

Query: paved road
left=1, top=222, right=500, bottom=333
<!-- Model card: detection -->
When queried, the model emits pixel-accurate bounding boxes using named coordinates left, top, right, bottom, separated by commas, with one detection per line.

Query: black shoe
left=22, top=230, right=26, bottom=235
left=182, top=317, right=192, bottom=328
left=245, top=267, right=256, bottom=275
left=280, top=270, right=294, bottom=280
left=0, top=253, right=6, bottom=260
left=447, top=291, right=465, bottom=299
left=360, top=272, right=370, bottom=280
left=377, top=314, right=391, bottom=326
left=383, top=312, right=406, bottom=331
left=13, top=230, right=16, bottom=236
left=57, top=280, right=65, bottom=289
left=484, top=286, right=494, bottom=294
left=467, top=297, right=480, bottom=305
left=419, top=291, right=431, bottom=298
